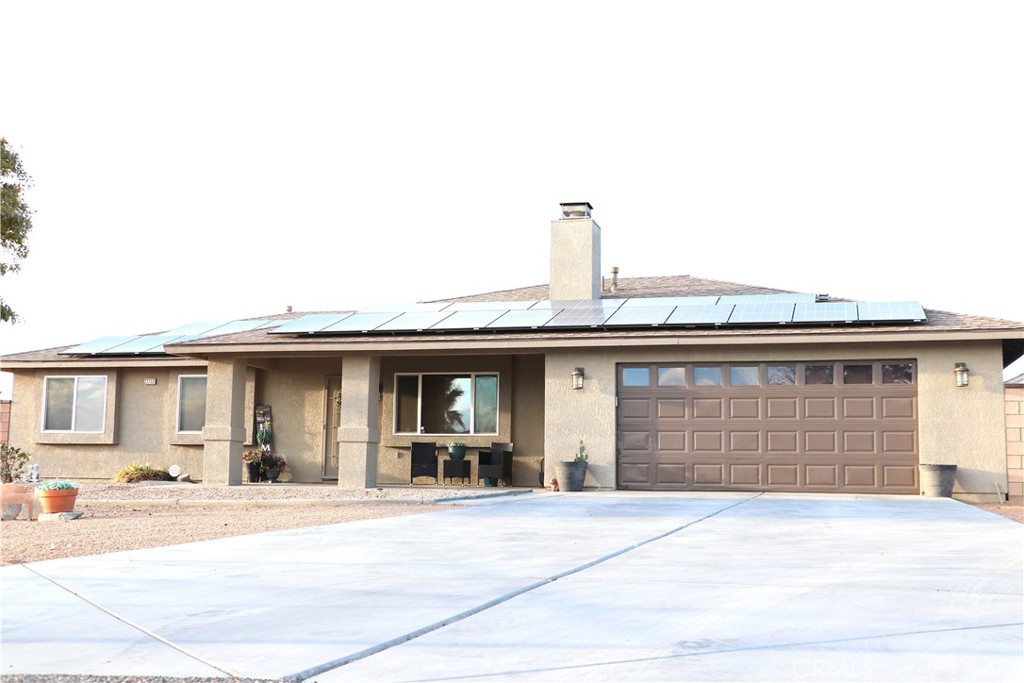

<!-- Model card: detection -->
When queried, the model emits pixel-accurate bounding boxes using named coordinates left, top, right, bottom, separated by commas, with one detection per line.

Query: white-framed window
left=394, top=373, right=498, bottom=435
left=177, top=375, right=208, bottom=433
left=42, top=375, right=107, bottom=432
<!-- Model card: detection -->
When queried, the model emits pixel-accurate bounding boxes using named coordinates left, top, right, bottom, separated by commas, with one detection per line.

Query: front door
left=323, top=376, right=341, bottom=479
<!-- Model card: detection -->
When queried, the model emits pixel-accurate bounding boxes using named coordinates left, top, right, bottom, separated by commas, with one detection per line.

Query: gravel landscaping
left=0, top=481, right=509, bottom=565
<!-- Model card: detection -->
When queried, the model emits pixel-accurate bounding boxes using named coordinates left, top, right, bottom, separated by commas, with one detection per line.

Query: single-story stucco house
left=3, top=203, right=1022, bottom=501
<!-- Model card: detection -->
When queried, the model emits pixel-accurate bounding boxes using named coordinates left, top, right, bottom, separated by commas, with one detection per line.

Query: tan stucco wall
left=544, top=340, right=1009, bottom=498
left=9, top=367, right=207, bottom=481
left=916, top=341, right=1008, bottom=500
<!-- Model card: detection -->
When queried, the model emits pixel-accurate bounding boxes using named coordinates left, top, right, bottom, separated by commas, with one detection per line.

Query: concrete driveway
left=1, top=492, right=1021, bottom=682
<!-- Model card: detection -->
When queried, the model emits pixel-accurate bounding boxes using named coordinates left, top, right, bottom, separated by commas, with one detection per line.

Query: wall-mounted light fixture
left=571, top=367, right=585, bottom=390
left=954, top=362, right=970, bottom=387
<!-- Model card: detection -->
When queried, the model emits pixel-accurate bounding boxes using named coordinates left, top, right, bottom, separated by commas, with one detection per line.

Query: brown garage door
left=617, top=361, right=918, bottom=493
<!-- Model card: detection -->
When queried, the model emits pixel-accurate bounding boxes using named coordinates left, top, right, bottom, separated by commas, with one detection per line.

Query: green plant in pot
left=261, top=453, right=287, bottom=483
left=555, top=440, right=589, bottom=491
left=35, top=479, right=80, bottom=513
left=447, top=441, right=468, bottom=460
left=243, top=449, right=263, bottom=482
left=2, top=445, right=34, bottom=520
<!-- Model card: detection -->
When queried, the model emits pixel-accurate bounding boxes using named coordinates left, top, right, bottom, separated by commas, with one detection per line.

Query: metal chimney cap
left=559, top=202, right=593, bottom=218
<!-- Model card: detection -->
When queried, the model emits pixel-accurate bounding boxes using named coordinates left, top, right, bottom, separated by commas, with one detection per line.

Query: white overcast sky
left=2, top=0, right=1022, bottom=397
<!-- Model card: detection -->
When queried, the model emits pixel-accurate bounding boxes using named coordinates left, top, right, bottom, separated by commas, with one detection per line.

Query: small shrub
left=112, top=463, right=175, bottom=484
left=1, top=444, right=32, bottom=483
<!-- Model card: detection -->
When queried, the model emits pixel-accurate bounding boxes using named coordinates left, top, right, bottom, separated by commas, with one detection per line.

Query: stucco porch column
left=337, top=355, right=380, bottom=488
left=201, top=357, right=247, bottom=485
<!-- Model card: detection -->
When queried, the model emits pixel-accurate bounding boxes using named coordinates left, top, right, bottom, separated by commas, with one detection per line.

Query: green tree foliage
left=1, top=138, right=34, bottom=322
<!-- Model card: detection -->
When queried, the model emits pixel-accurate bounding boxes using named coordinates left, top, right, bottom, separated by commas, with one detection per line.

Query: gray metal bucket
left=555, top=461, right=587, bottom=491
left=919, top=463, right=957, bottom=497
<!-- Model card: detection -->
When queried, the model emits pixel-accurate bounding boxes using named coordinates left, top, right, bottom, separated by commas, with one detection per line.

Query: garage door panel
left=657, top=399, right=686, bottom=419
left=693, top=431, right=724, bottom=452
left=844, top=432, right=875, bottom=452
left=655, top=463, right=687, bottom=484
left=883, top=465, right=917, bottom=488
left=694, top=399, right=723, bottom=418
left=693, top=464, right=723, bottom=484
left=882, top=431, right=915, bottom=453
left=730, top=431, right=760, bottom=452
left=843, top=397, right=875, bottom=418
left=806, top=465, right=838, bottom=487
left=729, top=398, right=760, bottom=419
left=657, top=431, right=686, bottom=452
left=767, top=431, right=798, bottom=453
left=618, top=361, right=918, bottom=494
left=805, top=397, right=836, bottom=418
left=805, top=431, right=837, bottom=453
left=844, top=465, right=876, bottom=486
left=729, top=464, right=761, bottom=485
left=882, top=397, right=915, bottom=418
left=618, top=462, right=651, bottom=485
left=620, top=398, right=652, bottom=419
left=767, top=398, right=797, bottom=419
left=767, top=464, right=798, bottom=486
left=620, top=431, right=651, bottom=453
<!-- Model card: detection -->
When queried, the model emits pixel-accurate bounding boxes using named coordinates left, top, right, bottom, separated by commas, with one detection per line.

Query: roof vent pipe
left=610, top=266, right=619, bottom=292
left=286, top=305, right=293, bottom=313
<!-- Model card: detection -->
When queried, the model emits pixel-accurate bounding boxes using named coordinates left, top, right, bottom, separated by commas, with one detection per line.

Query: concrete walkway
left=1, top=492, right=1021, bottom=682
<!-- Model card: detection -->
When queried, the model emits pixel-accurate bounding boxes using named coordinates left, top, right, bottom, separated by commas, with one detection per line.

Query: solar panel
left=728, top=303, right=795, bottom=324
left=718, top=293, right=816, bottom=305
left=429, top=310, right=506, bottom=330
left=374, top=311, right=454, bottom=331
left=486, top=309, right=560, bottom=328
left=193, top=319, right=279, bottom=338
left=104, top=334, right=187, bottom=354
left=320, top=312, right=400, bottom=332
left=442, top=300, right=539, bottom=311
left=792, top=302, right=858, bottom=323
left=270, top=314, right=351, bottom=334
left=163, top=320, right=231, bottom=336
left=666, top=305, right=733, bottom=325
left=620, top=296, right=720, bottom=307
left=544, top=307, right=619, bottom=327
left=60, top=336, right=142, bottom=355
left=532, top=299, right=624, bottom=311
left=359, top=302, right=451, bottom=313
left=604, top=306, right=675, bottom=327
left=857, top=301, right=927, bottom=322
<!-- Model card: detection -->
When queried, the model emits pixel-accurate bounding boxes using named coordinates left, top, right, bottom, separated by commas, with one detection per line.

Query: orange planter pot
left=36, top=488, right=79, bottom=513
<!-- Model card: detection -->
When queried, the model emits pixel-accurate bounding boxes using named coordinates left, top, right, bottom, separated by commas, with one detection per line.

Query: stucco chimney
left=550, top=202, right=601, bottom=300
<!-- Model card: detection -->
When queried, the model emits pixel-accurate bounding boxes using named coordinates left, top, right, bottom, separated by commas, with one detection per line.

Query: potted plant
left=35, top=479, right=80, bottom=513
left=243, top=449, right=263, bottom=482
left=261, top=453, right=287, bottom=483
left=2, top=445, right=35, bottom=520
left=555, top=440, right=588, bottom=492
left=447, top=441, right=468, bottom=460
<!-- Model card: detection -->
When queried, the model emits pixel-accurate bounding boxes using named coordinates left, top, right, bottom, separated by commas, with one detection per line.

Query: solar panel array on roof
left=60, top=293, right=929, bottom=356
left=59, top=319, right=285, bottom=355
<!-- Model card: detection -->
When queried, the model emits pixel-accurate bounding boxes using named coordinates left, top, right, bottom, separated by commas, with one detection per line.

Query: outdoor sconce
left=571, top=367, right=585, bottom=390
left=954, top=362, right=970, bottom=387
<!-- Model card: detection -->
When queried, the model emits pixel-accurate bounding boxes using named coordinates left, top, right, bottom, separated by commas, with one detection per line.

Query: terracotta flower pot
left=37, top=488, right=79, bottom=513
